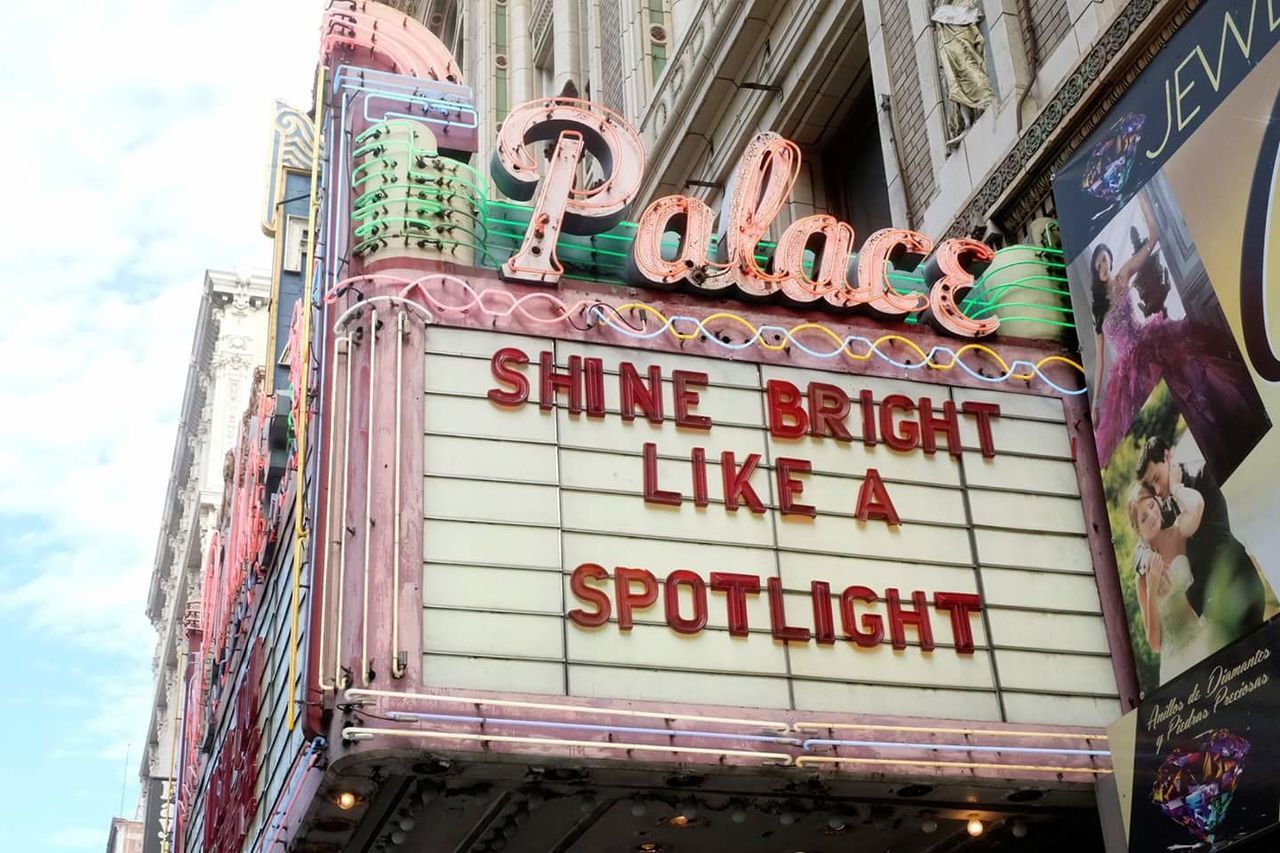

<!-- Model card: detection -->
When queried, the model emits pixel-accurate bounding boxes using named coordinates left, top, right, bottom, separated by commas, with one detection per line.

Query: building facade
left=147, top=1, right=1279, bottom=852
left=107, top=818, right=144, bottom=853
left=137, top=270, right=270, bottom=852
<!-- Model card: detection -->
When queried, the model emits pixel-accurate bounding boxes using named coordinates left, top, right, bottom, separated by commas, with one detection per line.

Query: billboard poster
left=1126, top=616, right=1280, bottom=851
left=1054, top=0, right=1280, bottom=694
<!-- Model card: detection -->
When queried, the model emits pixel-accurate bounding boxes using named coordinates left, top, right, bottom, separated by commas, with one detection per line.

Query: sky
left=0, top=1, right=322, bottom=849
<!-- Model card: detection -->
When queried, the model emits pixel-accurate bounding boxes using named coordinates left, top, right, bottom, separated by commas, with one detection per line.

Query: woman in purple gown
left=1089, top=196, right=1167, bottom=462
left=1089, top=197, right=1262, bottom=466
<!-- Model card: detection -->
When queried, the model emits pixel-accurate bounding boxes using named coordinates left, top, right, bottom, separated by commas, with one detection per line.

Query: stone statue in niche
left=932, top=0, right=996, bottom=146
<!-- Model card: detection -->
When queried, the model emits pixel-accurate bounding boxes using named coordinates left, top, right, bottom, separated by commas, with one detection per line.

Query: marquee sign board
left=416, top=325, right=1121, bottom=726
left=306, top=30, right=1125, bottom=760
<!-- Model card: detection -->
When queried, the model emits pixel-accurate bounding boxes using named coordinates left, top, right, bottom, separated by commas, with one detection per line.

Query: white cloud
left=0, top=0, right=324, bottom=797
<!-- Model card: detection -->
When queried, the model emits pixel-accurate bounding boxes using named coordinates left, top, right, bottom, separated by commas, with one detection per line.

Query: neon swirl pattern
left=325, top=274, right=1087, bottom=395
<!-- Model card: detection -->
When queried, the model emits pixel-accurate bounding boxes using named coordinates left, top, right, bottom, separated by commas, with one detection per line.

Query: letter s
left=568, top=563, right=612, bottom=627
left=487, top=347, right=530, bottom=406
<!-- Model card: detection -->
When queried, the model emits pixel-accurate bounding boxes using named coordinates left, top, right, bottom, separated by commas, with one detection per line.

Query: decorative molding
left=262, top=100, right=316, bottom=237
left=381, top=0, right=426, bottom=16
left=531, top=0, right=554, bottom=67
left=944, top=0, right=1201, bottom=238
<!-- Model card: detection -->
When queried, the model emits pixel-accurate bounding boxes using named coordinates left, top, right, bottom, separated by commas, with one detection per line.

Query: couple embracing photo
left=1126, top=436, right=1267, bottom=685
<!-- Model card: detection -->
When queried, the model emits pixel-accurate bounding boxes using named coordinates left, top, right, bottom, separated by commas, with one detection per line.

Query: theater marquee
left=307, top=86, right=1129, bottom=746
left=415, top=324, right=1119, bottom=724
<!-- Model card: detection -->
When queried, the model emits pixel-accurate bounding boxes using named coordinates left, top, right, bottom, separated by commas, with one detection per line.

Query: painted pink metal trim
left=1062, top=393, right=1141, bottom=710
left=321, top=0, right=462, bottom=83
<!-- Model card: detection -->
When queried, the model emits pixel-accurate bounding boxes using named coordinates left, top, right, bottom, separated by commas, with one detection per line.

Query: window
left=283, top=215, right=309, bottom=273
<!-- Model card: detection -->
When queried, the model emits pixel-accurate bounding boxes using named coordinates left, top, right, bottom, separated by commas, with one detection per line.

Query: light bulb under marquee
left=967, top=816, right=984, bottom=837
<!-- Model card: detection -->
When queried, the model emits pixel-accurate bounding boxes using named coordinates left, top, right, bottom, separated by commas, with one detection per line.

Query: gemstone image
left=1081, top=113, right=1146, bottom=202
left=1152, top=729, right=1251, bottom=845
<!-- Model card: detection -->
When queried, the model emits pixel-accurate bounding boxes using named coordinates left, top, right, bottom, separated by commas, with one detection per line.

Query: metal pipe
left=254, top=738, right=326, bottom=853
left=317, top=335, right=351, bottom=692
left=287, top=60, right=327, bottom=734
left=800, top=737, right=1108, bottom=757
left=361, top=308, right=378, bottom=686
left=346, top=687, right=794, bottom=732
left=794, top=721, right=1107, bottom=741
left=385, top=710, right=804, bottom=745
left=342, top=726, right=795, bottom=765
left=795, top=754, right=1108, bottom=775
left=391, top=310, right=407, bottom=679
left=335, top=335, right=355, bottom=690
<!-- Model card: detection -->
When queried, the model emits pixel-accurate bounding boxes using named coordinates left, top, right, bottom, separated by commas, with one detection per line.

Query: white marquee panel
left=419, top=329, right=1121, bottom=727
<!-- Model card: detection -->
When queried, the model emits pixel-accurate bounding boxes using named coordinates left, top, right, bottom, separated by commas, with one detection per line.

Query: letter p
left=491, top=98, right=645, bottom=285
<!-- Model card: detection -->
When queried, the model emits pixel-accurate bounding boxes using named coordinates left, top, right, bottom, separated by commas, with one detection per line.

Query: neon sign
left=203, top=640, right=264, bottom=853
left=491, top=98, right=1000, bottom=338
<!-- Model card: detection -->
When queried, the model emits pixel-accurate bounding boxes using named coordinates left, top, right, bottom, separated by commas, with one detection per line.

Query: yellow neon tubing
left=607, top=303, right=1084, bottom=378
left=287, top=62, right=325, bottom=733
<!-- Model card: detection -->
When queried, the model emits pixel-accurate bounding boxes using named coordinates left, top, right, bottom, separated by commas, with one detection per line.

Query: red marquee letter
left=808, top=383, right=852, bottom=441
left=879, top=394, right=920, bottom=451
left=665, top=570, right=709, bottom=635
left=935, top=592, right=982, bottom=654
left=614, top=567, right=658, bottom=630
left=766, top=379, right=808, bottom=438
left=961, top=401, right=1001, bottom=458
left=710, top=572, right=761, bottom=637
left=918, top=396, right=962, bottom=457
left=721, top=451, right=766, bottom=514
left=539, top=351, right=583, bottom=413
left=767, top=577, right=811, bottom=642
left=775, top=457, right=815, bottom=518
left=855, top=468, right=900, bottom=525
left=568, top=563, right=611, bottom=627
left=839, top=586, right=884, bottom=647
left=672, top=370, right=711, bottom=430
left=886, top=588, right=934, bottom=651
left=619, top=362, right=664, bottom=423
left=811, top=581, right=836, bottom=645
left=642, top=442, right=682, bottom=506
left=487, top=347, right=530, bottom=406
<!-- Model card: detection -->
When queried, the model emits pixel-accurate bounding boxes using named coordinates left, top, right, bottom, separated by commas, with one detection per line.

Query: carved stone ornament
left=932, top=0, right=996, bottom=145
left=944, top=0, right=1193, bottom=237
left=262, top=100, right=316, bottom=236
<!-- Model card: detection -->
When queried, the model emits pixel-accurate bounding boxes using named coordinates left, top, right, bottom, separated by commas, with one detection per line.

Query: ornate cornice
left=944, top=0, right=1203, bottom=238
left=261, top=100, right=316, bottom=237
left=532, top=0, right=555, bottom=67
left=381, top=0, right=425, bottom=16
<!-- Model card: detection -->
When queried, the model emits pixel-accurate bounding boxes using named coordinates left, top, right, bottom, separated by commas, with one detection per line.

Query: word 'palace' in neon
left=489, top=98, right=998, bottom=339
